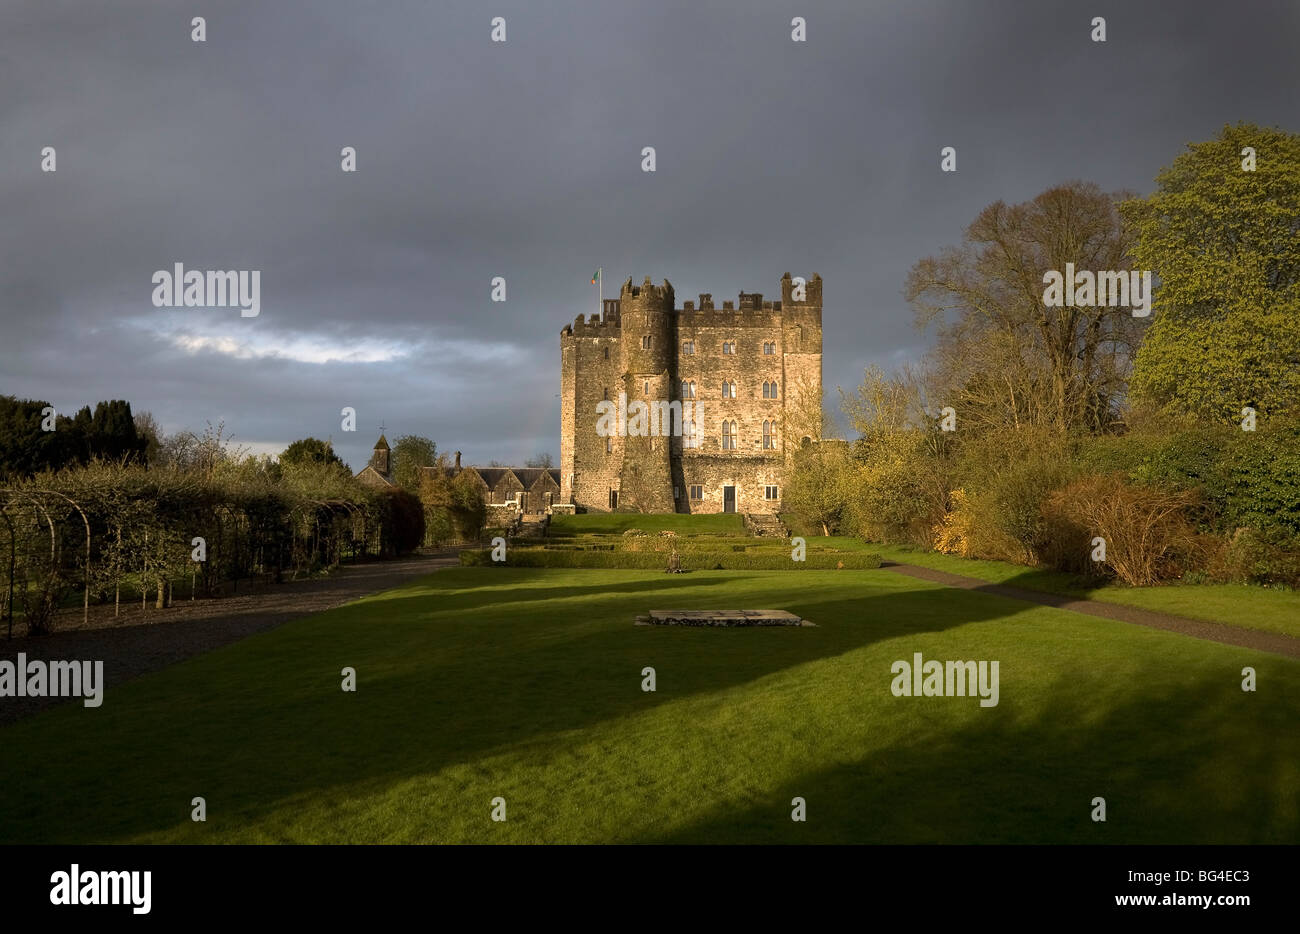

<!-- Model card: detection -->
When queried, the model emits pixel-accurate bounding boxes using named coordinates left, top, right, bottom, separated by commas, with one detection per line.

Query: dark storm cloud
left=2, top=0, right=1297, bottom=469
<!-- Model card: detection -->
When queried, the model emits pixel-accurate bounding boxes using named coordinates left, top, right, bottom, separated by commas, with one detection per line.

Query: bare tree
left=905, top=181, right=1145, bottom=435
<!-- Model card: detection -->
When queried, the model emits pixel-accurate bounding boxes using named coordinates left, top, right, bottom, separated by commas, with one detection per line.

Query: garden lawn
left=855, top=541, right=1300, bottom=637
left=0, top=566, right=1295, bottom=844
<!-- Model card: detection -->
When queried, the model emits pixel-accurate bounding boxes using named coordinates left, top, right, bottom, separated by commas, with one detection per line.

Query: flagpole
left=598, top=266, right=603, bottom=321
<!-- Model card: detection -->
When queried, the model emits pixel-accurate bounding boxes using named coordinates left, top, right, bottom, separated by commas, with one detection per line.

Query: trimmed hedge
left=459, top=548, right=881, bottom=571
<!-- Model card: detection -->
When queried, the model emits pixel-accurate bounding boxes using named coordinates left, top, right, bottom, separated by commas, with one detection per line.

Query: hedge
left=459, top=548, right=882, bottom=571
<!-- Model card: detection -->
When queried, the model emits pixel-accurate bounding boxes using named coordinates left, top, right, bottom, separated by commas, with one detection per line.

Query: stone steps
left=744, top=513, right=788, bottom=538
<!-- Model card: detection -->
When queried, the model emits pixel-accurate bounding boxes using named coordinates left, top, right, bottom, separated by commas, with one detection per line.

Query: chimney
left=454, top=451, right=461, bottom=470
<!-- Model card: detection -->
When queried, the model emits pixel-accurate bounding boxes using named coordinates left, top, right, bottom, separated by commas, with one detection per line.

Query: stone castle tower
left=560, top=273, right=823, bottom=514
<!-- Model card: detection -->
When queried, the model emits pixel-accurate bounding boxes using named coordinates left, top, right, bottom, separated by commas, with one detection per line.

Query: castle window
left=722, top=380, right=735, bottom=399
left=722, top=341, right=735, bottom=355
left=763, top=342, right=776, bottom=355
left=609, top=489, right=618, bottom=509
left=606, top=436, right=612, bottom=454
left=689, top=484, right=703, bottom=500
left=770, top=381, right=778, bottom=399
left=641, top=335, right=652, bottom=349
left=604, top=346, right=609, bottom=360
left=765, top=485, right=779, bottom=500
left=762, top=382, right=770, bottom=399
left=681, top=380, right=695, bottom=399
left=603, top=387, right=609, bottom=401
left=682, top=341, right=695, bottom=355
left=644, top=381, right=649, bottom=394
left=722, top=420, right=736, bottom=450
left=684, top=418, right=700, bottom=448
left=763, top=420, right=774, bottom=449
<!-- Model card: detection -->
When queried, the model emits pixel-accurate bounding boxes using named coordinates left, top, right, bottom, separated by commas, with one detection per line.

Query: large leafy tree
left=1120, top=123, right=1300, bottom=421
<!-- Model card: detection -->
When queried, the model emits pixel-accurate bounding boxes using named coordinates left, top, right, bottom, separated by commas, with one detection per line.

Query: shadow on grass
left=641, top=669, right=1297, bottom=844
left=0, top=567, right=1024, bottom=843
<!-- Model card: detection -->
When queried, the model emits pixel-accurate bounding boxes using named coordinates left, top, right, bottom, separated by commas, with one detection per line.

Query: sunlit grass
left=1, top=567, right=1294, bottom=843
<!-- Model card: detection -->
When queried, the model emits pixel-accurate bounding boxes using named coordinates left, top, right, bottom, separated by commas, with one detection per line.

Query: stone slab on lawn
left=636, top=609, right=812, bottom=627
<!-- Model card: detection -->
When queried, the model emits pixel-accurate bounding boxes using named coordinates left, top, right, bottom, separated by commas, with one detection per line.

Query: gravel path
left=0, top=553, right=459, bottom=725
left=883, top=562, right=1300, bottom=659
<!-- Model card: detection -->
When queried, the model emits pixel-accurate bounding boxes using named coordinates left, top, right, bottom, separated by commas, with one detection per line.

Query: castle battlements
left=563, top=274, right=822, bottom=340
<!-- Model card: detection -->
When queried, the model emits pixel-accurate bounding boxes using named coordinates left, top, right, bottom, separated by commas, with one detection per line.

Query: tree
left=391, top=434, right=437, bottom=492
left=279, top=438, right=347, bottom=473
left=376, top=489, right=426, bottom=556
left=783, top=440, right=851, bottom=536
left=0, top=396, right=72, bottom=478
left=87, top=400, right=147, bottom=463
left=525, top=452, right=553, bottom=468
left=134, top=410, right=163, bottom=467
left=906, top=181, right=1144, bottom=435
left=1120, top=123, right=1300, bottom=421
left=420, top=456, right=485, bottom=542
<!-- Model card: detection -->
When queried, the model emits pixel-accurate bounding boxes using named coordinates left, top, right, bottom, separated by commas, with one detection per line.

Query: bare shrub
left=1043, top=474, right=1200, bottom=585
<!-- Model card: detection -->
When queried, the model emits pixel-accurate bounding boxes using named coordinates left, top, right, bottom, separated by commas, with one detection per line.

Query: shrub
left=376, top=488, right=426, bottom=556
left=1213, top=527, right=1300, bottom=588
left=843, top=435, right=949, bottom=546
left=1042, top=474, right=1200, bottom=585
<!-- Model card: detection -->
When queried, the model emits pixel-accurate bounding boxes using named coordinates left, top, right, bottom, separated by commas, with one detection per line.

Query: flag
left=591, top=269, right=600, bottom=285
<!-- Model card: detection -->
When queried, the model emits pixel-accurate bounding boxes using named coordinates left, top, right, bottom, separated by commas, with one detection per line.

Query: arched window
left=762, top=382, right=770, bottom=399
left=722, top=380, right=734, bottom=399
left=722, top=420, right=736, bottom=450
left=763, top=420, right=774, bottom=449
left=770, top=381, right=778, bottom=399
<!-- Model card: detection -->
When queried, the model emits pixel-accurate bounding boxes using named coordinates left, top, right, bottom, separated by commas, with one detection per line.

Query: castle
left=560, top=273, right=823, bottom=514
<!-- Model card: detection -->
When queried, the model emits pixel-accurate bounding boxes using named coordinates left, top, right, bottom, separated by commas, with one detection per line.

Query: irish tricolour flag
left=591, top=269, right=600, bottom=285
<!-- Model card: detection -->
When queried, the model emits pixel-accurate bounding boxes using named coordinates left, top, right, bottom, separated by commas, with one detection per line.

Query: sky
left=2, top=0, right=1298, bottom=470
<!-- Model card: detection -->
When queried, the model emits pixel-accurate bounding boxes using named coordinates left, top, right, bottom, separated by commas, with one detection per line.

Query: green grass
left=1, top=566, right=1295, bottom=844
left=856, top=541, right=1300, bottom=637
left=550, top=513, right=745, bottom=536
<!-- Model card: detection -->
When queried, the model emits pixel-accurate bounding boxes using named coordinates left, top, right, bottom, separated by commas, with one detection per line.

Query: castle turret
left=617, top=276, right=677, bottom=511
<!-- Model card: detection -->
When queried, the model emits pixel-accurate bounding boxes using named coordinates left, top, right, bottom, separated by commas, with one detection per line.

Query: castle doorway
left=723, top=486, right=736, bottom=513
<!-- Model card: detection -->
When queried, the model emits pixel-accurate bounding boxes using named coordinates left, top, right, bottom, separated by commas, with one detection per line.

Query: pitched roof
left=373, top=434, right=390, bottom=450
left=513, top=467, right=561, bottom=487
left=475, top=467, right=519, bottom=488
left=355, top=464, right=395, bottom=486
